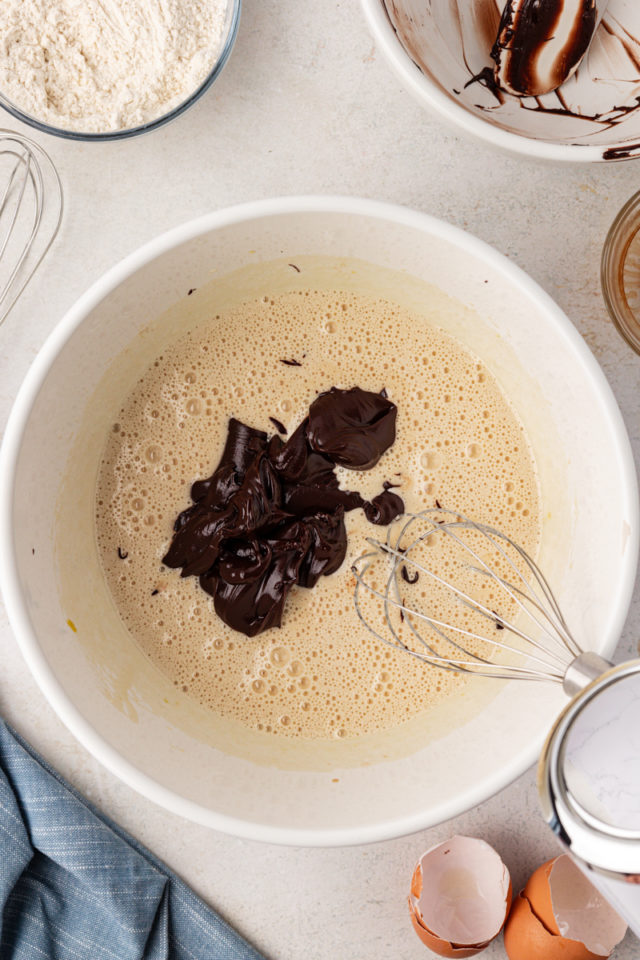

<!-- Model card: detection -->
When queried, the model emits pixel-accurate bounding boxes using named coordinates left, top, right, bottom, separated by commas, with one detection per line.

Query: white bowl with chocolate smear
left=362, top=0, right=640, bottom=162
left=0, top=197, right=636, bottom=844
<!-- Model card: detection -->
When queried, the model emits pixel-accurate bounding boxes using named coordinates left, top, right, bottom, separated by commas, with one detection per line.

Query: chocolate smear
left=491, top=0, right=598, bottom=98
left=163, top=386, right=404, bottom=637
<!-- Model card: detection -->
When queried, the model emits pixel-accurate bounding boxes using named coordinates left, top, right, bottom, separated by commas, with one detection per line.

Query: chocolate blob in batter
left=163, top=387, right=404, bottom=637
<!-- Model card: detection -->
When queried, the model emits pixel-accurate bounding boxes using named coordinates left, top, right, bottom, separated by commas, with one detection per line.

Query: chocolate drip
left=163, top=387, right=405, bottom=637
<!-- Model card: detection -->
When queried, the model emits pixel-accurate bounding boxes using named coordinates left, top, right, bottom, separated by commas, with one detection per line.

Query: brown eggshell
left=504, top=891, right=605, bottom=960
left=408, top=837, right=513, bottom=957
left=551, top=856, right=627, bottom=955
left=523, top=858, right=560, bottom=934
left=409, top=897, right=489, bottom=957
left=411, top=859, right=423, bottom=899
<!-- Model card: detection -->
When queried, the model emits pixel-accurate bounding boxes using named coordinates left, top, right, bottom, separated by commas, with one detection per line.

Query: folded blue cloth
left=0, top=720, right=266, bottom=960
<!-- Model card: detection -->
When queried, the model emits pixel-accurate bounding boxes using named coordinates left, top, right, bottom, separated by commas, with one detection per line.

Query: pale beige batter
left=95, top=289, right=540, bottom=740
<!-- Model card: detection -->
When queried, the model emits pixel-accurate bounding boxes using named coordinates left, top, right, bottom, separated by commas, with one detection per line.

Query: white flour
left=0, top=0, right=230, bottom=133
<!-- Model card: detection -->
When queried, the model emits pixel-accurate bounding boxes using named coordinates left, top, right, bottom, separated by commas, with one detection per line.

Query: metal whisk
left=0, top=130, right=63, bottom=327
left=352, top=507, right=611, bottom=697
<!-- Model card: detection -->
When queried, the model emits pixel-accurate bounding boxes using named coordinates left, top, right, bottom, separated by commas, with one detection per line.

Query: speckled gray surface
left=0, top=1, right=639, bottom=957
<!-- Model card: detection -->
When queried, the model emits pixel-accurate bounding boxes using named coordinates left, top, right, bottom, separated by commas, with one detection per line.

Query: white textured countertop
left=1, top=2, right=639, bottom=957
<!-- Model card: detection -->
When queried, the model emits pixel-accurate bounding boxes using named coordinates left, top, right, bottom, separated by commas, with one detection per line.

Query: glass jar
left=601, top=189, right=640, bottom=355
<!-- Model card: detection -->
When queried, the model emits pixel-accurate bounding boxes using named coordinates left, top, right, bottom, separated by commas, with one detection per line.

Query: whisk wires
left=352, top=508, right=583, bottom=684
left=0, top=130, right=63, bottom=327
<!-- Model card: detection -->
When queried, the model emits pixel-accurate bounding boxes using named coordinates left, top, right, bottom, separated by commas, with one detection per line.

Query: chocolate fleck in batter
left=163, top=387, right=404, bottom=637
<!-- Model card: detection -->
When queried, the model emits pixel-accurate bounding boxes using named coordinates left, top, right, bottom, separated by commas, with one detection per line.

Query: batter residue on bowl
left=95, top=289, right=541, bottom=740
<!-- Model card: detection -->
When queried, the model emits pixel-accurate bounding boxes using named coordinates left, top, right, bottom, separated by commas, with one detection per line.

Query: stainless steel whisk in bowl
left=0, top=130, right=63, bottom=327
left=352, top=507, right=640, bottom=934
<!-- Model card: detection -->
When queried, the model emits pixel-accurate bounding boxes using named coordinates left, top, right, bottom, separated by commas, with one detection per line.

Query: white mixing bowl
left=362, top=0, right=640, bottom=162
left=0, top=197, right=637, bottom=845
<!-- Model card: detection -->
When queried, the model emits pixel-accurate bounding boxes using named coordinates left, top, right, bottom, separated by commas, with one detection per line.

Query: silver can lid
left=539, top=659, right=640, bottom=880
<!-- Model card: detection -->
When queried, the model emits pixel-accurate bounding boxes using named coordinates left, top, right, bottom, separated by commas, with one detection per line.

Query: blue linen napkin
left=0, top=720, right=266, bottom=960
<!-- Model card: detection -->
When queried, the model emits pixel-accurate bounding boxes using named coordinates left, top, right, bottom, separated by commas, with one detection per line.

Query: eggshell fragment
left=504, top=855, right=627, bottom=960
left=408, top=835, right=512, bottom=957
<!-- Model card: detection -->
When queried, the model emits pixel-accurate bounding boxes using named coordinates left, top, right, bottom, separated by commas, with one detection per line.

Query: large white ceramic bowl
left=1, top=197, right=637, bottom=845
left=362, top=0, right=640, bottom=162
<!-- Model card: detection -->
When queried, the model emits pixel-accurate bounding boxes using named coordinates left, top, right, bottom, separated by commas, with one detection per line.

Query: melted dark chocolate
left=307, top=386, right=397, bottom=470
left=163, top=387, right=404, bottom=637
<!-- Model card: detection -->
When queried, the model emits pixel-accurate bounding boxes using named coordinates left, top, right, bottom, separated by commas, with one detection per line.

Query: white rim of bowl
left=1, top=195, right=637, bottom=846
left=360, top=0, right=635, bottom=164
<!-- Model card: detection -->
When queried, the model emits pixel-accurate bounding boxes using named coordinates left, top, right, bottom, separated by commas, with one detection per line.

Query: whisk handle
left=562, top=651, right=613, bottom=697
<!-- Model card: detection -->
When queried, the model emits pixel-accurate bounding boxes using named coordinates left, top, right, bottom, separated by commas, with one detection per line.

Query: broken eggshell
left=408, top=835, right=512, bottom=957
left=503, top=855, right=627, bottom=960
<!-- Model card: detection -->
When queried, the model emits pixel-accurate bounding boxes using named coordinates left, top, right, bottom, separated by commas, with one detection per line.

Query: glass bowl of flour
left=0, top=0, right=240, bottom=140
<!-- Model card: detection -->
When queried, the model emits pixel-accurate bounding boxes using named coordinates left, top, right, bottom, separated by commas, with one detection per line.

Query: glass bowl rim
left=0, top=0, right=241, bottom=142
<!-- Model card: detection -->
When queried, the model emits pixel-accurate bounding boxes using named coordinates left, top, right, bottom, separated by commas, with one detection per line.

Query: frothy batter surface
left=95, top=289, right=540, bottom=740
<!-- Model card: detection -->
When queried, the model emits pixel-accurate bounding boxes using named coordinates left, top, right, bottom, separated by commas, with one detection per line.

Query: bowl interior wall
left=383, top=0, right=640, bottom=152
